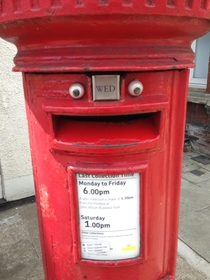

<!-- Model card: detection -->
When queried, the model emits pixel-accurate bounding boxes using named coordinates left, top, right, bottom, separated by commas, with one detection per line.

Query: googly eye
left=69, top=83, right=85, bottom=99
left=128, top=80, right=143, bottom=96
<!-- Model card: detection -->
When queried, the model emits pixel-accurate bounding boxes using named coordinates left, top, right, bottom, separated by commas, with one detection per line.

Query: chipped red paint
left=0, top=1, right=210, bottom=279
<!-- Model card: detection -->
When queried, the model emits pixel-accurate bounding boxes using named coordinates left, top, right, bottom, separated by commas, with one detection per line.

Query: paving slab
left=180, top=181, right=210, bottom=211
left=0, top=203, right=43, bottom=280
left=179, top=207, right=210, bottom=262
left=191, top=155, right=210, bottom=165
left=197, top=179, right=210, bottom=191
left=183, top=153, right=210, bottom=172
left=182, top=161, right=203, bottom=173
left=202, top=249, right=210, bottom=264
left=180, top=202, right=194, bottom=218
left=183, top=152, right=199, bottom=161
left=178, top=240, right=210, bottom=280
left=182, top=167, right=210, bottom=184
left=28, top=277, right=44, bottom=280
left=179, top=152, right=210, bottom=267
left=176, top=255, right=209, bottom=280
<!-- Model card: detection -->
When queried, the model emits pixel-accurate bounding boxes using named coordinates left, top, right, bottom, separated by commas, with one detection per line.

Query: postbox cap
left=0, top=0, right=210, bottom=72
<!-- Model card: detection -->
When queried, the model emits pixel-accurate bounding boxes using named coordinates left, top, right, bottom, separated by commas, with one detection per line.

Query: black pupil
left=73, top=89, right=80, bottom=96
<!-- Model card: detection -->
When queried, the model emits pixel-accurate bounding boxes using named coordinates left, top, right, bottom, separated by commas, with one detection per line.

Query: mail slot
left=51, top=112, right=161, bottom=152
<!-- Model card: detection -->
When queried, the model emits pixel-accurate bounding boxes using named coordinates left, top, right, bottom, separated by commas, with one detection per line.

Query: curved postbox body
left=0, top=1, right=210, bottom=279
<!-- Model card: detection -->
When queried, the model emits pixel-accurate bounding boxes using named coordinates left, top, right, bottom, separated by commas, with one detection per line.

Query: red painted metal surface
left=1, top=1, right=210, bottom=279
left=0, top=0, right=210, bottom=72
left=23, top=70, right=189, bottom=280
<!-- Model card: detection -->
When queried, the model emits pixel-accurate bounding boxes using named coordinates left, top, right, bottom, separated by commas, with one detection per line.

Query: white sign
left=77, top=173, right=140, bottom=261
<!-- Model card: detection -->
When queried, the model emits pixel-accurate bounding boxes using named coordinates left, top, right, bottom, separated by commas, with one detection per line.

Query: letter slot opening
left=51, top=112, right=162, bottom=153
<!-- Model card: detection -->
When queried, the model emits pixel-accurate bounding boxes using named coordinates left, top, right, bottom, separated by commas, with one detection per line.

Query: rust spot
left=84, top=67, right=91, bottom=72
left=45, top=8, right=57, bottom=15
left=64, top=150, right=71, bottom=154
left=71, top=142, right=138, bottom=148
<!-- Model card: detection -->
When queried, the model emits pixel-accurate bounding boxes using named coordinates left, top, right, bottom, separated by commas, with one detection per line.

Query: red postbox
left=0, top=1, right=210, bottom=279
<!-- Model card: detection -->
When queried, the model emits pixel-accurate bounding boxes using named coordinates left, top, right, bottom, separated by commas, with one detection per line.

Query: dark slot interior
left=52, top=112, right=161, bottom=148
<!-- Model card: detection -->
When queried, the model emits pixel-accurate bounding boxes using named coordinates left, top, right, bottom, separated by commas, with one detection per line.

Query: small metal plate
left=92, top=75, right=120, bottom=101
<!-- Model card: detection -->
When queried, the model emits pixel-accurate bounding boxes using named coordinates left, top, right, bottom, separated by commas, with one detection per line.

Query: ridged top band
left=0, top=0, right=210, bottom=24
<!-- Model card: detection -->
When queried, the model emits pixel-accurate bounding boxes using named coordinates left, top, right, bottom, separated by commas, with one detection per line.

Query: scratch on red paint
left=39, top=184, right=55, bottom=219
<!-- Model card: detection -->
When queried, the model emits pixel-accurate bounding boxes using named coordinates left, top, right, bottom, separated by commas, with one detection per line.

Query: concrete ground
left=180, top=152, right=210, bottom=264
left=0, top=151, right=210, bottom=280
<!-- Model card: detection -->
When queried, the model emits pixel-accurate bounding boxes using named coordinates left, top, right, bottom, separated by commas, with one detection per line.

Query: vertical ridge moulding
left=51, top=0, right=62, bottom=8
left=0, top=0, right=5, bottom=14
left=145, top=0, right=155, bottom=7
left=122, top=0, right=133, bottom=6
left=75, top=0, right=84, bottom=7
left=201, top=0, right=207, bottom=10
left=30, top=0, right=40, bottom=10
left=12, top=0, right=22, bottom=13
left=99, top=0, right=109, bottom=7
left=185, top=0, right=193, bottom=9
left=167, top=0, right=176, bottom=7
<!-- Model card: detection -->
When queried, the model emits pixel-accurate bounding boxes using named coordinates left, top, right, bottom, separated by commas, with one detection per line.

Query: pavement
left=0, top=151, right=210, bottom=280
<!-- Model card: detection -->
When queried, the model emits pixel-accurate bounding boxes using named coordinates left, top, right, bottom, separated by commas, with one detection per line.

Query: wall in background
left=0, top=39, right=34, bottom=201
